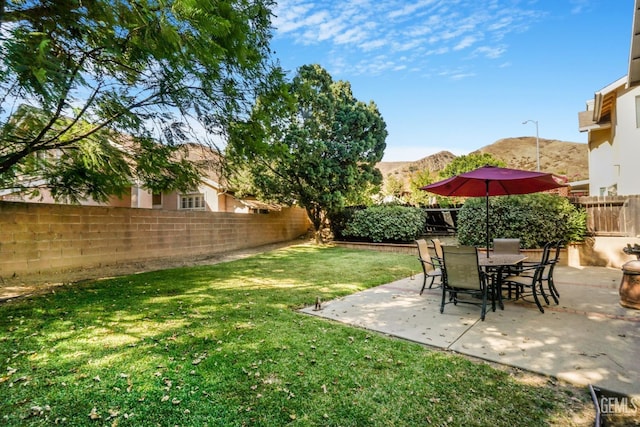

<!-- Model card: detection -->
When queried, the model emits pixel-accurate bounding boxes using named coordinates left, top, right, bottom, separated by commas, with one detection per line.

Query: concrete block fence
left=0, top=201, right=311, bottom=280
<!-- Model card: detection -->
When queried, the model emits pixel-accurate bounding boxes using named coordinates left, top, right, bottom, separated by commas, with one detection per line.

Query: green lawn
left=0, top=244, right=593, bottom=426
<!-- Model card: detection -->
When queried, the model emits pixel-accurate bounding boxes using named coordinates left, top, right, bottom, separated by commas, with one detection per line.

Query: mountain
left=376, top=137, right=588, bottom=191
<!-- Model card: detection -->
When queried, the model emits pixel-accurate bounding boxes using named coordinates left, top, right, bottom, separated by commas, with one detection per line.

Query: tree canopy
left=438, top=153, right=505, bottom=179
left=227, top=64, right=387, bottom=242
left=0, top=0, right=280, bottom=202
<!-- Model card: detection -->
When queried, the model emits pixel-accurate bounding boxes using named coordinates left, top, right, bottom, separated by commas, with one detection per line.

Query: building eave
left=629, top=0, right=640, bottom=87
left=593, top=76, right=627, bottom=122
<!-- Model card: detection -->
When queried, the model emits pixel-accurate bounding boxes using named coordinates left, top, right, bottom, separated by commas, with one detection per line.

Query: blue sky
left=270, top=0, right=634, bottom=162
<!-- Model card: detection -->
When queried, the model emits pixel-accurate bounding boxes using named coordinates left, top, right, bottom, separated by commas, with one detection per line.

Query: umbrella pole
left=485, top=181, right=490, bottom=257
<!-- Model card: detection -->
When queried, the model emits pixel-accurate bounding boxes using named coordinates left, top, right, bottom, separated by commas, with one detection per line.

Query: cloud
left=454, top=35, right=479, bottom=51
left=569, top=0, right=594, bottom=14
left=387, top=0, right=439, bottom=20
left=273, top=0, right=546, bottom=77
left=473, top=45, right=506, bottom=59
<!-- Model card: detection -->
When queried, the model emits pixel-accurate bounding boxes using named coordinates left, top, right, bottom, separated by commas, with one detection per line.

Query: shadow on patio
left=301, top=266, right=640, bottom=398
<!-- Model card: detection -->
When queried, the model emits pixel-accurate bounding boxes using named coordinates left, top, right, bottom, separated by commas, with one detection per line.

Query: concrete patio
left=301, top=265, right=640, bottom=398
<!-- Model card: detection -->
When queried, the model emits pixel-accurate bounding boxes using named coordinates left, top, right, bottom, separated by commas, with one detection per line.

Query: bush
left=456, top=194, right=587, bottom=249
left=342, top=205, right=426, bottom=243
left=327, top=206, right=362, bottom=241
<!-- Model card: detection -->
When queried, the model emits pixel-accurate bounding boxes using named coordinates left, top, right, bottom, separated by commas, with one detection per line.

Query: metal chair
left=492, top=238, right=522, bottom=284
left=431, top=238, right=444, bottom=264
left=415, top=239, right=442, bottom=294
left=539, top=241, right=562, bottom=305
left=502, top=242, right=552, bottom=313
left=440, top=245, right=491, bottom=321
left=493, top=238, right=521, bottom=255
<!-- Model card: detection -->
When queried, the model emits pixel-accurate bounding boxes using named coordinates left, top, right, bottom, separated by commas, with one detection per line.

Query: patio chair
left=493, top=238, right=522, bottom=279
left=431, top=238, right=444, bottom=264
left=502, top=242, right=552, bottom=313
left=493, top=238, right=521, bottom=255
left=415, top=239, right=442, bottom=294
left=440, top=245, right=492, bottom=321
left=539, top=241, right=562, bottom=305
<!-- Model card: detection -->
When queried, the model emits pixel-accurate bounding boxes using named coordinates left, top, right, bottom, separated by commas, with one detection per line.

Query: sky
left=269, top=0, right=635, bottom=162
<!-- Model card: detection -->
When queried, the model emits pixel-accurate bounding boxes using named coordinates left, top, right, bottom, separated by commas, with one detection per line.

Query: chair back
left=542, top=241, right=562, bottom=277
left=549, top=241, right=562, bottom=263
left=539, top=241, right=553, bottom=264
left=442, top=245, right=482, bottom=290
left=493, top=238, right=520, bottom=255
left=415, top=239, right=435, bottom=273
left=431, top=238, right=444, bottom=260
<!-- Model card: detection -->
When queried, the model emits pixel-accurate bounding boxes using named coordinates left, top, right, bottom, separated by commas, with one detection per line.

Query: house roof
left=579, top=1, right=640, bottom=131
left=578, top=76, right=626, bottom=132
left=629, top=0, right=640, bottom=87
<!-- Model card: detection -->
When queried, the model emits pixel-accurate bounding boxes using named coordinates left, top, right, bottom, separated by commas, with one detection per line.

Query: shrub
left=456, top=194, right=587, bottom=249
left=327, top=206, right=363, bottom=241
left=342, top=205, right=426, bottom=243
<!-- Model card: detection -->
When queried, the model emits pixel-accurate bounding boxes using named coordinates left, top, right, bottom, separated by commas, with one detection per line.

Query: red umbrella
left=421, top=165, right=566, bottom=256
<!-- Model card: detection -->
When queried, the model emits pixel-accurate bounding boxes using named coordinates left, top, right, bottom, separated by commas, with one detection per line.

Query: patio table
left=478, top=254, right=527, bottom=310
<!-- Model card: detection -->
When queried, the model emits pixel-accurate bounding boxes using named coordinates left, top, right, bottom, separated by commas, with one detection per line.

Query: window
left=152, top=193, right=162, bottom=206
left=180, top=193, right=205, bottom=210
left=636, top=96, right=640, bottom=128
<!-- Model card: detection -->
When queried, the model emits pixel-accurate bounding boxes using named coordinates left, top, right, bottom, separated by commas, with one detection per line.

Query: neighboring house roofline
left=201, top=177, right=223, bottom=190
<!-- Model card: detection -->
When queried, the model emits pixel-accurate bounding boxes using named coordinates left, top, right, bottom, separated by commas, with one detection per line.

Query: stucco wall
left=0, top=201, right=311, bottom=279
left=569, top=236, right=640, bottom=269
left=613, top=86, right=640, bottom=195
left=588, top=128, right=615, bottom=196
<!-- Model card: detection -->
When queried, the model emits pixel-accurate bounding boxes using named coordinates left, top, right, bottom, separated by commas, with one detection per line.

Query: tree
left=429, top=153, right=505, bottom=206
left=383, top=175, right=405, bottom=200
left=407, top=169, right=434, bottom=206
left=0, top=0, right=280, bottom=202
left=228, top=64, right=387, bottom=242
left=439, top=153, right=505, bottom=178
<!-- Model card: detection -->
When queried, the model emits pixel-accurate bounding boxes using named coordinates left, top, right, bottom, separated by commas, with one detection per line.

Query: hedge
left=456, top=193, right=587, bottom=249
left=341, top=205, right=426, bottom=243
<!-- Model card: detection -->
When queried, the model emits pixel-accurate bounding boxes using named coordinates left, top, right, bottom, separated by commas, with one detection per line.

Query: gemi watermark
left=600, top=396, right=640, bottom=415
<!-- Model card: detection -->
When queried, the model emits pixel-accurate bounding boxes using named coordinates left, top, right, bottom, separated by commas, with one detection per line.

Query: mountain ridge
left=377, top=137, right=588, bottom=190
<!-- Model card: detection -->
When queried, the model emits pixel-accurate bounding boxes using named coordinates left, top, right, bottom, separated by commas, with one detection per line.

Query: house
left=578, top=0, right=640, bottom=196
left=0, top=141, right=277, bottom=214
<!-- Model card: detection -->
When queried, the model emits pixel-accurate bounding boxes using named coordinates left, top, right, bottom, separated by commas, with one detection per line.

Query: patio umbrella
left=420, top=165, right=566, bottom=256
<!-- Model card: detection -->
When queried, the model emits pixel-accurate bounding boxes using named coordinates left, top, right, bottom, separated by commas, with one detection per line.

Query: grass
left=0, top=243, right=594, bottom=426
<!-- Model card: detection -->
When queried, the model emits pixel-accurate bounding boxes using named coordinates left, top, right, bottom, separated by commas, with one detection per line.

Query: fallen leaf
left=88, top=407, right=101, bottom=420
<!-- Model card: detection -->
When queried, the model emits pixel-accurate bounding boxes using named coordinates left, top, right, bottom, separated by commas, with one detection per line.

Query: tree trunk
left=306, top=205, right=324, bottom=244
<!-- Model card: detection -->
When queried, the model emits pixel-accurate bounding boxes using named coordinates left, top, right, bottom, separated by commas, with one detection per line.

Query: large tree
left=432, top=153, right=505, bottom=206
left=228, top=64, right=387, bottom=242
left=0, top=0, right=280, bottom=202
left=439, top=153, right=505, bottom=178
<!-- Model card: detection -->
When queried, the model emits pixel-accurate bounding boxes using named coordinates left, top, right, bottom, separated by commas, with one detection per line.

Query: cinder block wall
left=0, top=202, right=311, bottom=278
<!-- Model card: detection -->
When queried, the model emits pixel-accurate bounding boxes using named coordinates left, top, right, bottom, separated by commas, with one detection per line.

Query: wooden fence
left=570, top=195, right=640, bottom=237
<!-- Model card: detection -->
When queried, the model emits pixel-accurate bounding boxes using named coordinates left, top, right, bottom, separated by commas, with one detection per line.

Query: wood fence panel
left=570, top=196, right=638, bottom=236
